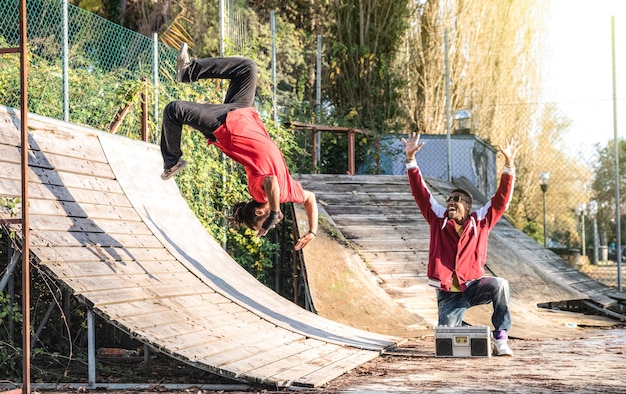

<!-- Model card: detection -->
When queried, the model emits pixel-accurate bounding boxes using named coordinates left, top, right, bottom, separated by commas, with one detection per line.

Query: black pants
left=160, top=57, right=258, bottom=169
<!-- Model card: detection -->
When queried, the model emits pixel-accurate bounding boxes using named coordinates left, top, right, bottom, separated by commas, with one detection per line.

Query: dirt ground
left=20, top=326, right=624, bottom=394
left=323, top=327, right=626, bottom=393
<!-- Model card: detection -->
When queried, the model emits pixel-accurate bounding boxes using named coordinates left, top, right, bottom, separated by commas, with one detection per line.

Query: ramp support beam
left=0, top=247, right=21, bottom=292
left=88, top=308, right=96, bottom=386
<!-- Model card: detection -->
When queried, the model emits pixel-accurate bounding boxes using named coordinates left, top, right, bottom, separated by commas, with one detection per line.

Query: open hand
left=496, top=138, right=522, bottom=167
left=401, top=132, right=425, bottom=160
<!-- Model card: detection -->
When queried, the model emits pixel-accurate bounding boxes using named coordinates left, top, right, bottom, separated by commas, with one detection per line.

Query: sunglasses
left=446, top=195, right=467, bottom=203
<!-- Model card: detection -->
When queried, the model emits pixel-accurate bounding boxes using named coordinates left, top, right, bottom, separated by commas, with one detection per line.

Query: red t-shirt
left=210, top=107, right=305, bottom=204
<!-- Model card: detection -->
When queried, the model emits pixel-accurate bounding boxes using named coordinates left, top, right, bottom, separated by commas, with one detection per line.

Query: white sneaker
left=161, top=158, right=187, bottom=180
left=494, top=338, right=513, bottom=356
left=176, top=43, right=190, bottom=82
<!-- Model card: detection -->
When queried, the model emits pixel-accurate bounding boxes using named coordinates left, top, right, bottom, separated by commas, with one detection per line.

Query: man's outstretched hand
left=495, top=138, right=522, bottom=167
left=294, top=231, right=316, bottom=250
left=402, top=132, right=425, bottom=161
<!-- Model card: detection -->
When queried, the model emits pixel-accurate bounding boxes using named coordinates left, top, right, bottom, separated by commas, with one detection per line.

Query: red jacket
left=407, top=163, right=515, bottom=292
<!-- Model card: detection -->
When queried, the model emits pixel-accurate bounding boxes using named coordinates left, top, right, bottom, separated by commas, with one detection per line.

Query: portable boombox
left=434, top=326, right=491, bottom=357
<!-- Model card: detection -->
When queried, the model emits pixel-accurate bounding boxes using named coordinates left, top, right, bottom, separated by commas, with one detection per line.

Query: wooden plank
left=123, top=301, right=262, bottom=331
left=26, top=127, right=109, bottom=163
left=32, top=245, right=175, bottom=263
left=0, top=117, right=109, bottom=163
left=223, top=337, right=326, bottom=377
left=20, top=149, right=115, bottom=178
left=250, top=343, right=350, bottom=387
left=28, top=199, right=140, bottom=221
left=79, top=283, right=214, bottom=306
left=0, top=162, right=124, bottom=194
left=0, top=119, right=22, bottom=146
left=197, top=330, right=316, bottom=370
left=158, top=316, right=277, bottom=351
left=161, top=312, right=268, bottom=344
left=0, top=178, right=131, bottom=207
left=206, top=331, right=306, bottom=369
left=30, top=229, right=164, bottom=248
left=59, top=270, right=202, bottom=292
left=101, top=292, right=230, bottom=321
left=40, top=259, right=187, bottom=278
left=29, top=215, right=152, bottom=235
left=293, top=348, right=380, bottom=388
left=139, top=318, right=279, bottom=357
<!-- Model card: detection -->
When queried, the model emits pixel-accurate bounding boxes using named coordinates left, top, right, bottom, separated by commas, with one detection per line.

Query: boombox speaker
left=435, top=326, right=491, bottom=357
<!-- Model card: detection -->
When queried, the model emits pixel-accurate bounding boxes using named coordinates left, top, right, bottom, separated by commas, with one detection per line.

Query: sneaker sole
left=176, top=43, right=189, bottom=82
left=161, top=160, right=187, bottom=180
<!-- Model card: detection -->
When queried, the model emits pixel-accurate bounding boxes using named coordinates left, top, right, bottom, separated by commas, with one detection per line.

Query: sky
left=542, top=0, right=626, bottom=163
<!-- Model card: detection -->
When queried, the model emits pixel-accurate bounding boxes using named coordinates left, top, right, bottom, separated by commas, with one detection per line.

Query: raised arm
left=294, top=189, right=318, bottom=250
left=257, top=175, right=283, bottom=237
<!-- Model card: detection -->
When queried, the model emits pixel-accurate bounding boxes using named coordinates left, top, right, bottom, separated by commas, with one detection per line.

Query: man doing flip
left=160, top=44, right=317, bottom=250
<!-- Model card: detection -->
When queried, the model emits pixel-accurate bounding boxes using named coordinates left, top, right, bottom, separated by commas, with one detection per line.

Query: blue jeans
left=436, top=276, right=512, bottom=333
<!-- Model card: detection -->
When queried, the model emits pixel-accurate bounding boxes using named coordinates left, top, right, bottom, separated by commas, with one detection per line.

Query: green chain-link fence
left=0, top=0, right=178, bottom=142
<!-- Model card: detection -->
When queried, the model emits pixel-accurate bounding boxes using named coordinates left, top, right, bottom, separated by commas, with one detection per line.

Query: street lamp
left=453, top=109, right=472, bottom=134
left=588, top=200, right=599, bottom=264
left=539, top=173, right=550, bottom=247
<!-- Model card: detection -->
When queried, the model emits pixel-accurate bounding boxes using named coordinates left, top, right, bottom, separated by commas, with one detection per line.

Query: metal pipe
left=610, top=16, right=622, bottom=291
left=542, top=191, right=547, bottom=247
left=219, top=0, right=225, bottom=56
left=2, top=383, right=252, bottom=392
left=88, top=308, right=96, bottom=385
left=141, top=78, right=148, bottom=141
left=271, top=11, right=277, bottom=127
left=19, top=0, right=31, bottom=390
left=31, top=290, right=60, bottom=351
left=316, top=34, right=322, bottom=167
left=152, top=32, right=159, bottom=141
left=444, top=28, right=452, bottom=182
left=62, top=0, right=69, bottom=121
left=582, top=300, right=625, bottom=321
left=0, top=249, right=21, bottom=292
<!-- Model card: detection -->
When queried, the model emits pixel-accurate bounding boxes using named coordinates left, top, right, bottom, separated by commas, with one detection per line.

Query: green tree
left=592, top=139, right=626, bottom=246
left=326, top=0, right=411, bottom=133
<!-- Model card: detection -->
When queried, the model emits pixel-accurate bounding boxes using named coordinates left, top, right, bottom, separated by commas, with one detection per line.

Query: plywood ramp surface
left=296, top=174, right=620, bottom=340
left=0, top=106, right=399, bottom=388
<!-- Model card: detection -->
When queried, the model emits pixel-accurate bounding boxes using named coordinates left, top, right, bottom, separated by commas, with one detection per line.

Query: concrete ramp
left=0, top=106, right=399, bottom=388
left=296, top=174, right=621, bottom=340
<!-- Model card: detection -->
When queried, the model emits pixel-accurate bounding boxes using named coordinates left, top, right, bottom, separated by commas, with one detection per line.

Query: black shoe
left=161, top=158, right=187, bottom=180
left=176, top=43, right=190, bottom=82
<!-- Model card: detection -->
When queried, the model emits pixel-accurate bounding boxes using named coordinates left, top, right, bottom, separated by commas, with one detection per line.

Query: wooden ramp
left=0, top=106, right=400, bottom=388
left=296, top=174, right=621, bottom=340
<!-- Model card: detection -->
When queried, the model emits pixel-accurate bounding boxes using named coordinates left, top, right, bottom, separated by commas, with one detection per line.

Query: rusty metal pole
left=347, top=130, right=355, bottom=175
left=311, top=129, right=318, bottom=173
left=19, top=0, right=31, bottom=391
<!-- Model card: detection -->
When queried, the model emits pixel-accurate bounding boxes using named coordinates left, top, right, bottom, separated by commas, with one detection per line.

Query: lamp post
left=539, top=173, right=550, bottom=247
left=577, top=204, right=586, bottom=256
left=588, top=200, right=599, bottom=264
